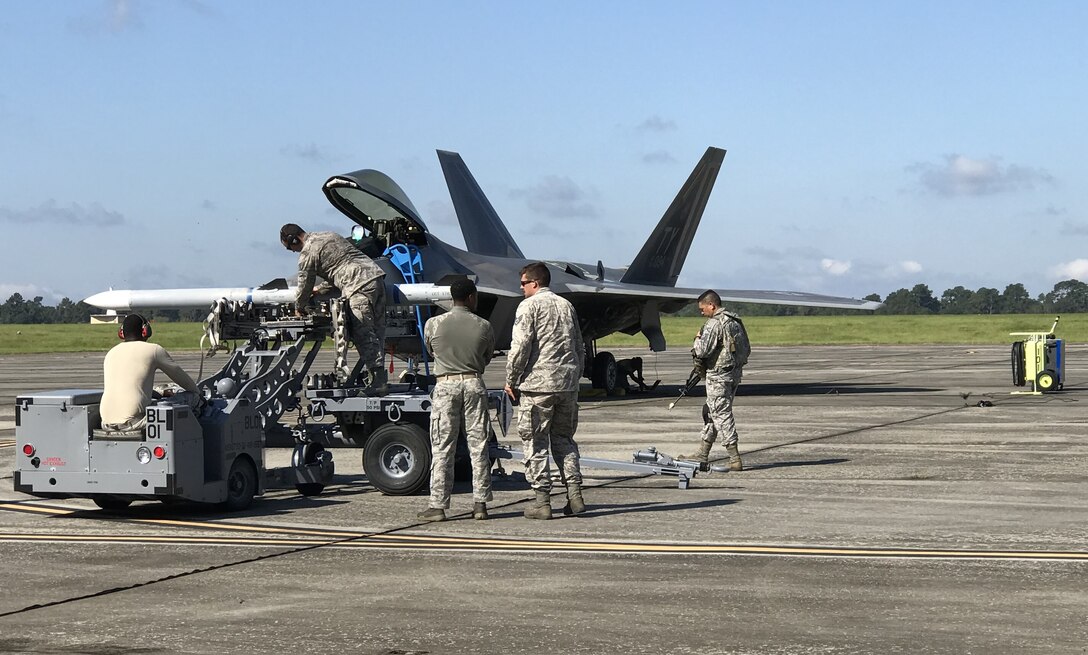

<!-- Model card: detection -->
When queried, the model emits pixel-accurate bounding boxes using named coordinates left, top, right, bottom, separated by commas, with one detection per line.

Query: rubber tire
left=222, top=456, right=258, bottom=511
left=363, top=422, right=431, bottom=496
left=93, top=496, right=132, bottom=511
left=292, top=443, right=326, bottom=497
left=1010, top=341, right=1025, bottom=387
left=591, top=351, right=619, bottom=395
left=1036, top=369, right=1057, bottom=392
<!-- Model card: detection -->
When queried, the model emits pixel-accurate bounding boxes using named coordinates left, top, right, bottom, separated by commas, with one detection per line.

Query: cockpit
left=323, top=170, right=429, bottom=253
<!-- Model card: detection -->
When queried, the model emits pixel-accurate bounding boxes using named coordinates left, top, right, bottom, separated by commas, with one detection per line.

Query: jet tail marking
left=437, top=150, right=526, bottom=259
left=621, top=147, right=726, bottom=287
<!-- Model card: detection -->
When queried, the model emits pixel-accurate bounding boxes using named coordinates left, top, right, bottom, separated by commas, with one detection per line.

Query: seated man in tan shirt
left=100, top=314, right=200, bottom=432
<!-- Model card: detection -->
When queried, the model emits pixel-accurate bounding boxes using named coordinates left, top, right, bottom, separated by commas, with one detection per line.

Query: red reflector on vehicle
left=23, top=444, right=35, bottom=456
left=153, top=446, right=166, bottom=459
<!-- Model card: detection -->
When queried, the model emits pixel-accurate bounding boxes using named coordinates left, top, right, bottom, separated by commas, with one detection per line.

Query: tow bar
left=490, top=444, right=719, bottom=489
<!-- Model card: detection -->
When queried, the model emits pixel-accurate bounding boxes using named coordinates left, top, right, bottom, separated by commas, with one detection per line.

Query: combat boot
left=472, top=502, right=488, bottom=520
left=417, top=507, right=446, bottom=522
left=680, top=440, right=713, bottom=472
left=563, top=482, right=586, bottom=516
left=366, top=367, right=389, bottom=396
left=523, top=490, right=552, bottom=520
left=726, top=443, right=743, bottom=472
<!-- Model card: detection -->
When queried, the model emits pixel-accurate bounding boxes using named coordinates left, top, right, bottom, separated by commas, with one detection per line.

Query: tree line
left=0, top=294, right=206, bottom=324
left=679, top=279, right=1088, bottom=316
left=3, top=279, right=1087, bottom=324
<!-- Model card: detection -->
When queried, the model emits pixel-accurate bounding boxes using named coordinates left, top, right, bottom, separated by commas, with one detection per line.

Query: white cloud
left=642, top=150, right=675, bottom=164
left=1059, top=220, right=1088, bottom=236
left=280, top=143, right=339, bottom=164
left=820, top=258, right=851, bottom=275
left=635, top=115, right=677, bottom=132
left=880, top=260, right=924, bottom=277
left=0, top=200, right=125, bottom=226
left=1049, top=259, right=1088, bottom=280
left=510, top=175, right=599, bottom=219
left=425, top=199, right=459, bottom=226
left=0, top=282, right=64, bottom=304
left=908, top=154, right=1054, bottom=197
left=67, top=0, right=144, bottom=35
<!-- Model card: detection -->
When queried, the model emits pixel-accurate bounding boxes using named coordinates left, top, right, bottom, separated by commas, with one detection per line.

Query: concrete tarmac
left=1, top=345, right=1086, bottom=654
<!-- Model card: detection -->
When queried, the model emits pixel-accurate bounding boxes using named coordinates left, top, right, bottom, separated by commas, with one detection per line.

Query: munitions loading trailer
left=229, top=299, right=712, bottom=493
left=1011, top=316, right=1065, bottom=394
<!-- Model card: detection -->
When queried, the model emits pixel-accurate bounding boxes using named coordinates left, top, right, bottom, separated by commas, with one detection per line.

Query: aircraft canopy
left=322, top=169, right=428, bottom=234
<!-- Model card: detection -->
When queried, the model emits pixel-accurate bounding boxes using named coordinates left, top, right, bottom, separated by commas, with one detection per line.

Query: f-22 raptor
left=86, top=147, right=879, bottom=393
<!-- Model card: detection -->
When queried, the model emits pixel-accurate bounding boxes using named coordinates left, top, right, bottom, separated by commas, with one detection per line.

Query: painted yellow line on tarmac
left=364, top=533, right=1088, bottom=560
left=0, top=502, right=363, bottom=538
left=2, top=528, right=1087, bottom=561
left=0, top=533, right=316, bottom=547
left=5, top=502, right=1087, bottom=561
left=0, top=502, right=73, bottom=516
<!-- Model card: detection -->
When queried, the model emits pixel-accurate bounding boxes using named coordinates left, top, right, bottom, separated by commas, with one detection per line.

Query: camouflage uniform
left=295, top=231, right=386, bottom=371
left=693, top=308, right=745, bottom=448
left=505, top=288, right=585, bottom=491
left=424, top=306, right=496, bottom=509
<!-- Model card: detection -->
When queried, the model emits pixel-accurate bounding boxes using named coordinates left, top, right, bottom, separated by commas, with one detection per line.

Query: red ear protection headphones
left=118, top=315, right=153, bottom=341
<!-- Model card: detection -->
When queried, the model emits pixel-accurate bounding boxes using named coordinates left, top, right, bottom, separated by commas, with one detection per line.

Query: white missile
left=84, top=282, right=453, bottom=311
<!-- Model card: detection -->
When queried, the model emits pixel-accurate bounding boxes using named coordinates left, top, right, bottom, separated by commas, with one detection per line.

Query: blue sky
left=2, top=1, right=1085, bottom=305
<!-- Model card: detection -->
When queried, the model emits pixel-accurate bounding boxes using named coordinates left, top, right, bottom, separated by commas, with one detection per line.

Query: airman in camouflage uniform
left=417, top=279, right=496, bottom=522
left=280, top=224, right=388, bottom=393
left=684, top=289, right=747, bottom=471
left=504, top=262, right=586, bottom=520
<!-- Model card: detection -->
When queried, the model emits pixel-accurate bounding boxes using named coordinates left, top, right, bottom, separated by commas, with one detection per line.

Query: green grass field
left=601, top=314, right=1081, bottom=348
left=0, top=314, right=1079, bottom=355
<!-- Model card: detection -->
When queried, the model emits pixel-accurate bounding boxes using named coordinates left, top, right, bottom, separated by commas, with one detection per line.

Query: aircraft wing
left=563, top=282, right=882, bottom=311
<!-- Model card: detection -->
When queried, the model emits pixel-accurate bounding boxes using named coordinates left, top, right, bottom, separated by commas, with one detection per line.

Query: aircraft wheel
left=592, top=351, right=619, bottom=395
left=222, top=456, right=258, bottom=511
left=1036, top=369, right=1057, bottom=392
left=363, top=423, right=431, bottom=496
left=292, top=443, right=327, bottom=497
left=93, top=496, right=132, bottom=511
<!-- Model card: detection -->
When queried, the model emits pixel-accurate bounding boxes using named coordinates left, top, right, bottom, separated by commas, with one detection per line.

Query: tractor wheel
left=222, top=456, right=258, bottom=511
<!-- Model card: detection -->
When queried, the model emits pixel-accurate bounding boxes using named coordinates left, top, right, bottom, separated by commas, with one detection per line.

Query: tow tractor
left=13, top=310, right=337, bottom=511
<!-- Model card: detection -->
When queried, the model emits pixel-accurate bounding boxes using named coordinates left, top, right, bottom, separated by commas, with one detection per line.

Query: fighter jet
left=86, top=147, right=880, bottom=393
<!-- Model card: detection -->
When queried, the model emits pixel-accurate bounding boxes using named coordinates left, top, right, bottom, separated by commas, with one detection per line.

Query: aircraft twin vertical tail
left=620, top=147, right=726, bottom=287
left=437, top=150, right=526, bottom=259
